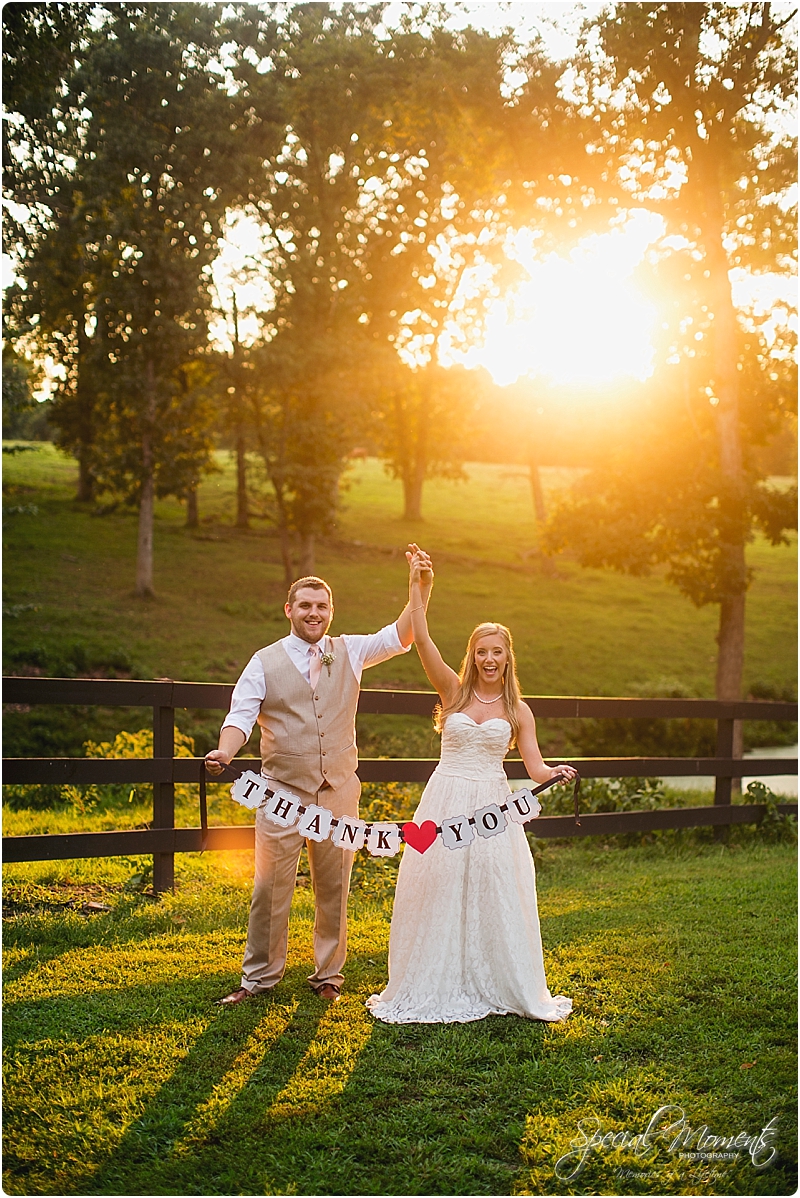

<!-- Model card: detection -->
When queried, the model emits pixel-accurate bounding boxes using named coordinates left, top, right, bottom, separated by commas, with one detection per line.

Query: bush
left=576, top=716, right=717, bottom=758
left=3, top=784, right=66, bottom=812
left=745, top=780, right=798, bottom=843
left=574, top=677, right=797, bottom=757
left=744, top=681, right=798, bottom=749
left=3, top=727, right=197, bottom=816
left=358, top=781, right=421, bottom=825
left=543, top=775, right=667, bottom=817
left=6, top=641, right=136, bottom=679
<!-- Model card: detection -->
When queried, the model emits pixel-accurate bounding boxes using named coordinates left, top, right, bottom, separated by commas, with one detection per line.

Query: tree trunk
left=231, top=294, right=250, bottom=529
left=528, top=457, right=546, bottom=523
left=716, top=593, right=745, bottom=796
left=75, top=326, right=94, bottom=502
left=77, top=450, right=94, bottom=503
left=399, top=381, right=426, bottom=520
left=136, top=466, right=155, bottom=597
left=706, top=200, right=747, bottom=810
left=255, top=415, right=296, bottom=586
left=279, top=527, right=295, bottom=587
left=271, top=477, right=295, bottom=586
left=707, top=220, right=746, bottom=704
left=136, top=362, right=156, bottom=598
left=185, top=487, right=198, bottom=529
left=236, top=428, right=249, bottom=528
left=715, top=593, right=745, bottom=702
left=299, top=532, right=315, bottom=576
left=402, top=471, right=424, bottom=521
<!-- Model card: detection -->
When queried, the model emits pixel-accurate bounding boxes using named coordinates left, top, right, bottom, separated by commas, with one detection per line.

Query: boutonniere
left=320, top=650, right=335, bottom=676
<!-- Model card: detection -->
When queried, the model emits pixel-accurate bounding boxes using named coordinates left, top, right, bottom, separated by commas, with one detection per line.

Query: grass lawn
left=2, top=834, right=797, bottom=1197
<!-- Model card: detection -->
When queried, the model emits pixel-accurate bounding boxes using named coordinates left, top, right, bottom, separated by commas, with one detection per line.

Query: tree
left=3, top=3, right=107, bottom=497
left=7, top=190, right=116, bottom=500
left=543, top=316, right=798, bottom=699
left=512, top=2, right=797, bottom=702
left=493, top=380, right=561, bottom=524
left=6, top=4, right=270, bottom=593
left=91, top=357, right=219, bottom=592
left=248, top=330, right=367, bottom=581
left=371, top=354, right=488, bottom=520
left=228, top=295, right=251, bottom=530
left=1, top=344, right=48, bottom=439
left=226, top=3, right=513, bottom=550
left=212, top=289, right=256, bottom=531
left=78, top=5, right=245, bottom=593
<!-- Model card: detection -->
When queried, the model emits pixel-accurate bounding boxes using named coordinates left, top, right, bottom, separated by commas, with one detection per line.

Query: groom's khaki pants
left=240, top=773, right=361, bottom=993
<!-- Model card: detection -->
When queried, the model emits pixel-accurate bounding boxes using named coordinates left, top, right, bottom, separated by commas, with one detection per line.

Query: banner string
left=199, top=759, right=581, bottom=845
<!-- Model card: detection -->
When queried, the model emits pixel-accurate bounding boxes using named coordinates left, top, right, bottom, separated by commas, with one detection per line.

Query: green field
left=2, top=444, right=797, bottom=761
left=2, top=837, right=797, bottom=1197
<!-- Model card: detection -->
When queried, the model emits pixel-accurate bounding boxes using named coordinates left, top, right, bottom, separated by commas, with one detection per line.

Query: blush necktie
left=308, top=644, right=322, bottom=691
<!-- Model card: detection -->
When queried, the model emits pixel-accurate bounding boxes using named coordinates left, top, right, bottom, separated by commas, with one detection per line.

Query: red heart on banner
left=402, top=820, right=438, bottom=854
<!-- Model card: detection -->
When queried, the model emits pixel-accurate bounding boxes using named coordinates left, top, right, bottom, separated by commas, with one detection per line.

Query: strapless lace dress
left=366, top=713, right=572, bottom=1024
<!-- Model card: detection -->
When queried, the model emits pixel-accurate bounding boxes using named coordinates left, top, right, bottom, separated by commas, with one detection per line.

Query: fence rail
left=3, top=676, right=796, bottom=890
left=5, top=676, right=796, bottom=720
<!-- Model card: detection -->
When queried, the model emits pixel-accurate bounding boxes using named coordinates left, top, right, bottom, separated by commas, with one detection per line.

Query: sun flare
left=208, top=208, right=665, bottom=391
left=454, top=211, right=664, bottom=388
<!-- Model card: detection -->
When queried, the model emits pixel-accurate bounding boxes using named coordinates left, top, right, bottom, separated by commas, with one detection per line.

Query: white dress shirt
left=221, top=623, right=410, bottom=741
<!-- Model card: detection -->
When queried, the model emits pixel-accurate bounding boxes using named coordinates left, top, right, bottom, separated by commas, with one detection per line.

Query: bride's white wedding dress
left=367, top=713, right=573, bottom=1024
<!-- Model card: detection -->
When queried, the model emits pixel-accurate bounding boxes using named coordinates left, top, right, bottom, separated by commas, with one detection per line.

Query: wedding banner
left=224, top=767, right=579, bottom=857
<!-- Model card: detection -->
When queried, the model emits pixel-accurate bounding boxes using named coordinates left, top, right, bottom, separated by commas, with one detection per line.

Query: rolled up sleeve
left=343, top=622, right=411, bottom=681
left=221, top=654, right=266, bottom=740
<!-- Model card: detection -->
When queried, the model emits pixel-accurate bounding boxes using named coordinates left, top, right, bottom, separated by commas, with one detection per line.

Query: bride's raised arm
left=404, top=546, right=460, bottom=705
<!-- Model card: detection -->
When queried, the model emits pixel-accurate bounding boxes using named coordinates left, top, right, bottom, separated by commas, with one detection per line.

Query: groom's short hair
left=287, top=576, right=333, bottom=606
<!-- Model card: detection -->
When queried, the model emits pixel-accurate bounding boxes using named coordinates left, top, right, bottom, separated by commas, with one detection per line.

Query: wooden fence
left=3, top=677, right=797, bottom=891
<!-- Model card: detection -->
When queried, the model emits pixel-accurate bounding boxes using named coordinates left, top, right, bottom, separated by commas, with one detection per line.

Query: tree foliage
left=544, top=265, right=797, bottom=634
left=4, top=2, right=265, bottom=590
left=221, top=3, right=514, bottom=550
left=1, top=345, right=48, bottom=439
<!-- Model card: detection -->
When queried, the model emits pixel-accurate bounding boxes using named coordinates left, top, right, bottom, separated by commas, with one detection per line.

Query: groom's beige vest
left=255, top=637, right=359, bottom=793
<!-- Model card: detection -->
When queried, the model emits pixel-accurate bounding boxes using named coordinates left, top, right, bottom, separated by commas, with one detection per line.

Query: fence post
left=152, top=694, right=175, bottom=892
left=714, top=716, right=735, bottom=842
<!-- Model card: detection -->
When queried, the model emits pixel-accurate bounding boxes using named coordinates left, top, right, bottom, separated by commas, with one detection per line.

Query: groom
left=206, top=547, right=433, bottom=1005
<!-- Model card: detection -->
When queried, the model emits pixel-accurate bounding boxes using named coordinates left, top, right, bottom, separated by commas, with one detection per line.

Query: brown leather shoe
left=313, top=983, right=341, bottom=1001
left=216, top=987, right=256, bottom=1006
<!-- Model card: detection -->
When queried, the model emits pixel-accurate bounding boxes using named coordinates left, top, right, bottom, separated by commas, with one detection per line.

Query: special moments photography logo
left=554, top=1105, right=780, bottom=1181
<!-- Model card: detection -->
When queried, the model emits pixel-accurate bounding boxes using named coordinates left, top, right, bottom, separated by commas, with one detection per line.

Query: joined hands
left=406, top=542, right=433, bottom=586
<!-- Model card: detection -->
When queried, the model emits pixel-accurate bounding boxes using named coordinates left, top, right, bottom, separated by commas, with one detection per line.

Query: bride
left=367, top=550, right=575, bottom=1025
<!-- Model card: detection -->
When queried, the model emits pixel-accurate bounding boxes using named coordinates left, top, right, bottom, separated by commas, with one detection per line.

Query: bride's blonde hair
left=434, top=622, right=523, bottom=747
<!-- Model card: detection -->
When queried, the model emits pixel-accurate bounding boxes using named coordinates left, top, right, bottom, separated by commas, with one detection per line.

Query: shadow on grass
left=57, top=967, right=332, bottom=1196
left=78, top=993, right=549, bottom=1196
left=272, top=1014, right=548, bottom=1196
left=3, top=971, right=245, bottom=1051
